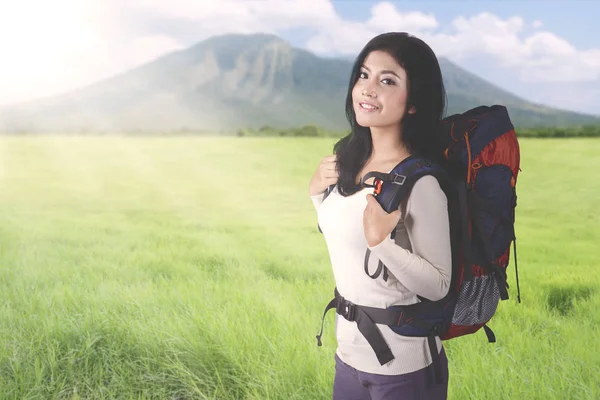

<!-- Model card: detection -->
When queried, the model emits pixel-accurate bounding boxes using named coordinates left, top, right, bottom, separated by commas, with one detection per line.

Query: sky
left=0, top=0, right=599, bottom=115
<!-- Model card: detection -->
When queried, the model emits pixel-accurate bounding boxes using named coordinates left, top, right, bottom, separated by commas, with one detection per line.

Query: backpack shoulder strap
left=361, top=156, right=453, bottom=284
left=317, top=184, right=336, bottom=233
left=363, top=156, right=450, bottom=214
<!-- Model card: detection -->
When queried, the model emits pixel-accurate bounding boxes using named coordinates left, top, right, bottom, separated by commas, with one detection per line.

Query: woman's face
left=352, top=50, right=415, bottom=129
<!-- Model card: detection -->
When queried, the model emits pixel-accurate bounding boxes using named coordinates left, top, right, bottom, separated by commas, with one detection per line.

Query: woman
left=308, top=32, right=452, bottom=400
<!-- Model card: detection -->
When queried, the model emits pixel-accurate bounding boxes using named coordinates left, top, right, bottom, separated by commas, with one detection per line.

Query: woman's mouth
left=359, top=102, right=379, bottom=111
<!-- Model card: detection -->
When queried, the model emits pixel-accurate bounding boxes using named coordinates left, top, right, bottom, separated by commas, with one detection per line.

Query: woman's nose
left=362, top=85, right=377, bottom=98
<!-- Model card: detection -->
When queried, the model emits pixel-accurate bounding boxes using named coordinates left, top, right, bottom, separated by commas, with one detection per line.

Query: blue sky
left=335, top=1, right=599, bottom=49
left=0, top=0, right=598, bottom=116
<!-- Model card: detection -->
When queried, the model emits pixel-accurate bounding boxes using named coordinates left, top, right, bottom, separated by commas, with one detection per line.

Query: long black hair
left=334, top=32, right=447, bottom=196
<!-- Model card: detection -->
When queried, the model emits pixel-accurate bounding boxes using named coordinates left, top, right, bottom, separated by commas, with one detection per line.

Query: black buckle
left=336, top=298, right=356, bottom=322
left=393, top=174, right=406, bottom=185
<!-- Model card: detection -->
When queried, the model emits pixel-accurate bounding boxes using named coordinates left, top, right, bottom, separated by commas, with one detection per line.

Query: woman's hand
left=363, top=194, right=401, bottom=247
left=309, top=155, right=339, bottom=196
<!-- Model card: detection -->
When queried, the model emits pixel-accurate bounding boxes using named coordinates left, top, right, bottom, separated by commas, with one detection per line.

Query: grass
left=0, top=135, right=598, bottom=399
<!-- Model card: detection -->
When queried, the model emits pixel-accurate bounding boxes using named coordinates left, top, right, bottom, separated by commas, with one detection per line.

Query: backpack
left=315, top=105, right=521, bottom=384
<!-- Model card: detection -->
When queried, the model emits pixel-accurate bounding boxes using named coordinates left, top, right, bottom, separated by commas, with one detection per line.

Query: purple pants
left=332, top=349, right=449, bottom=400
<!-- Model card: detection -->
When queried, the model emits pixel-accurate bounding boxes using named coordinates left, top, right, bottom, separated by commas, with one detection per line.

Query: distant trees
left=516, top=125, right=600, bottom=138
left=240, top=124, right=344, bottom=137
left=3, top=123, right=599, bottom=138
left=234, top=124, right=600, bottom=138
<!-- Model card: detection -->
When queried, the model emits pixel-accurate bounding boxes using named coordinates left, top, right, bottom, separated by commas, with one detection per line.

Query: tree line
left=237, top=124, right=600, bottom=138
left=3, top=124, right=599, bottom=138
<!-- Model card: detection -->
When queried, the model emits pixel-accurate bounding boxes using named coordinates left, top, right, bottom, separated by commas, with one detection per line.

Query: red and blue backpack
left=315, top=105, right=521, bottom=384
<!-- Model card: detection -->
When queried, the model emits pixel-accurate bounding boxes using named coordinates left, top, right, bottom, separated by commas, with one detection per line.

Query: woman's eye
left=359, top=72, right=368, bottom=79
left=382, top=78, right=395, bottom=85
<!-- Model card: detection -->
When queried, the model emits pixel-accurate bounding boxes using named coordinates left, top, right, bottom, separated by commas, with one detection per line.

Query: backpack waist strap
left=315, top=288, right=445, bottom=384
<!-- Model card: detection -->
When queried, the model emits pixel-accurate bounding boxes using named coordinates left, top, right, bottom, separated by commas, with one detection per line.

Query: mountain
left=1, top=33, right=598, bottom=133
left=437, top=58, right=600, bottom=127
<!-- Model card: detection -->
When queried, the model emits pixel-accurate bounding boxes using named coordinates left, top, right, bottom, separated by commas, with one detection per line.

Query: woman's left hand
left=363, top=194, right=401, bottom=247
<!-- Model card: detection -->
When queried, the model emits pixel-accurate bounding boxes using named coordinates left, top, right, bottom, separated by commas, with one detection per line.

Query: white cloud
left=0, top=0, right=185, bottom=105
left=526, top=32, right=575, bottom=57
left=533, top=20, right=543, bottom=28
left=0, top=0, right=101, bottom=104
left=304, top=2, right=439, bottom=55
left=123, top=0, right=338, bottom=35
left=417, top=13, right=600, bottom=84
left=130, top=0, right=334, bottom=23
left=367, top=2, right=438, bottom=32
left=129, top=35, right=186, bottom=65
left=420, top=13, right=529, bottom=61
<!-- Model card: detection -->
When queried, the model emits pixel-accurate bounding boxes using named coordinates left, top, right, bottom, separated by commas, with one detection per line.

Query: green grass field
left=0, top=135, right=598, bottom=399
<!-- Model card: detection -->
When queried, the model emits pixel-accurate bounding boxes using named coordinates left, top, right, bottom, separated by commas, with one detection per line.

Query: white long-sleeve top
left=310, top=175, right=452, bottom=375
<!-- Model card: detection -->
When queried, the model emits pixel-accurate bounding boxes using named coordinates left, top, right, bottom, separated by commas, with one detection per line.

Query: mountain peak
left=0, top=32, right=598, bottom=133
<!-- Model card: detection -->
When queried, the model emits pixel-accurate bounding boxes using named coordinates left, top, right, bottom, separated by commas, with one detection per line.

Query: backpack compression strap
left=466, top=186, right=511, bottom=300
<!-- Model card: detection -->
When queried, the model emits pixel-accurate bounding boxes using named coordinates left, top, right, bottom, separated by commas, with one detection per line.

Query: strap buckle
left=392, top=174, right=407, bottom=185
left=336, top=298, right=357, bottom=322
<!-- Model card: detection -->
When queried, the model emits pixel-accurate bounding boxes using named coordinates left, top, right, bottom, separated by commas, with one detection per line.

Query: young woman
left=308, top=32, right=452, bottom=400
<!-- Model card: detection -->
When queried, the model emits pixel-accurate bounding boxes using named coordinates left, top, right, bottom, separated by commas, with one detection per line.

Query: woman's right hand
left=309, top=154, right=339, bottom=196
